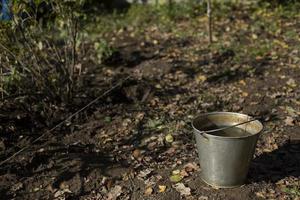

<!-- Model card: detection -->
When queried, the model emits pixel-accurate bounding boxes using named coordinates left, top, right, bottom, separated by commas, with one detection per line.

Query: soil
left=1, top=6, right=300, bottom=200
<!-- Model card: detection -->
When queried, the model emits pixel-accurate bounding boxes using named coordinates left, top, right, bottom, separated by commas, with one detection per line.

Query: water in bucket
left=206, top=126, right=253, bottom=137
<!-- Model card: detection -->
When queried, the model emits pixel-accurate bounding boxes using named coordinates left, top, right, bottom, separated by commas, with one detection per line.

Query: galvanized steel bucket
left=192, top=112, right=263, bottom=188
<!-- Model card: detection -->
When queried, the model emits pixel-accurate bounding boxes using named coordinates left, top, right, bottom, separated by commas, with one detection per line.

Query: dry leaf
left=165, top=134, right=174, bottom=143
left=173, top=183, right=191, bottom=196
left=274, top=39, right=289, bottom=49
left=199, top=196, right=209, bottom=200
left=255, top=192, right=265, bottom=198
left=252, top=34, right=258, bottom=40
left=239, top=80, right=246, bottom=86
left=196, top=74, right=207, bottom=83
left=107, top=185, right=122, bottom=200
left=242, top=92, right=248, bottom=97
left=287, top=78, right=297, bottom=88
left=285, top=106, right=298, bottom=117
left=180, top=169, right=189, bottom=177
left=165, top=147, right=176, bottom=155
left=132, top=149, right=141, bottom=159
left=144, top=187, right=153, bottom=195
left=138, top=169, right=153, bottom=179
left=158, top=185, right=167, bottom=193
left=285, top=116, right=295, bottom=126
left=106, top=179, right=113, bottom=190
left=184, top=162, right=200, bottom=172
left=54, top=190, right=64, bottom=198
left=11, top=182, right=23, bottom=192
left=170, top=174, right=183, bottom=183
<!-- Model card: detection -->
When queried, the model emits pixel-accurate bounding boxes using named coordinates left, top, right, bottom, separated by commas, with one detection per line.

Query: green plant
left=94, top=39, right=115, bottom=64
left=282, top=186, right=300, bottom=197
left=0, top=0, right=113, bottom=104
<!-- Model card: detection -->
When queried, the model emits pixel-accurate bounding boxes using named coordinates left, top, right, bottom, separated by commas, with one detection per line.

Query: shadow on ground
left=249, top=142, right=300, bottom=183
left=0, top=142, right=128, bottom=199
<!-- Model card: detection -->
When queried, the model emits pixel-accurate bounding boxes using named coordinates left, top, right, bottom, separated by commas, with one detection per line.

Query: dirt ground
left=1, top=3, right=300, bottom=200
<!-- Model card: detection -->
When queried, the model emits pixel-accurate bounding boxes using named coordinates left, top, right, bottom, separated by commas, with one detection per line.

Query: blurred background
left=0, top=0, right=300, bottom=199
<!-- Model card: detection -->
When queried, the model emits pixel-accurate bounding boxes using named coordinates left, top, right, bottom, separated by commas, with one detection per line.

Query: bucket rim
left=192, top=112, right=264, bottom=139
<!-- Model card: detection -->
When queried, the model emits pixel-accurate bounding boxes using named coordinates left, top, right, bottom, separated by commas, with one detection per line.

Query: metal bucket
left=192, top=112, right=263, bottom=188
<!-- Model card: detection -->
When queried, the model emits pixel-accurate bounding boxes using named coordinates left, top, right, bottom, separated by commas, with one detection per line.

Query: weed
left=88, top=1, right=205, bottom=38
left=282, top=186, right=300, bottom=197
left=145, top=118, right=165, bottom=130
left=0, top=1, right=114, bottom=103
left=94, top=39, right=115, bottom=64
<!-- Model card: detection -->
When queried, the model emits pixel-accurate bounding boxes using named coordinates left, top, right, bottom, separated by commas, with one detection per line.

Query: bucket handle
left=193, top=118, right=258, bottom=139
left=194, top=129, right=210, bottom=140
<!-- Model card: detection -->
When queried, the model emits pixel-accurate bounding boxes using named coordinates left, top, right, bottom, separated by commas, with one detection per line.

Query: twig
left=0, top=42, right=27, bottom=72
left=69, top=13, right=79, bottom=101
left=12, top=17, right=43, bottom=74
left=0, top=58, right=3, bottom=100
left=0, top=76, right=131, bottom=167
left=207, top=0, right=213, bottom=44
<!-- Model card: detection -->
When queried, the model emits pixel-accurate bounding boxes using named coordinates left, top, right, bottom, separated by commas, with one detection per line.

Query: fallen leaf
left=172, top=169, right=180, bottom=175
left=138, top=169, right=153, bottom=179
left=165, top=134, right=174, bottom=143
left=196, top=74, right=207, bottom=83
left=146, top=119, right=163, bottom=128
left=165, top=147, right=176, bottom=155
left=170, top=174, right=183, bottom=183
left=46, top=184, right=56, bottom=193
left=155, top=84, right=162, bottom=89
left=274, top=39, right=289, bottom=49
left=54, top=190, right=64, bottom=198
left=106, top=179, right=113, bottom=190
left=199, top=196, right=209, bottom=200
left=286, top=78, right=297, bottom=88
left=180, top=169, right=189, bottom=177
left=147, top=142, right=157, bottom=150
left=239, top=80, right=246, bottom=86
left=255, top=192, right=265, bottom=198
left=158, top=185, right=167, bottom=193
left=132, top=149, right=141, bottom=159
left=173, top=183, right=191, bottom=196
left=104, top=116, right=112, bottom=122
left=144, top=187, right=153, bottom=195
left=285, top=116, right=295, bottom=126
left=252, top=34, right=258, bottom=40
left=242, top=92, right=248, bottom=97
left=11, top=182, right=23, bottom=192
left=59, top=181, right=69, bottom=190
left=285, top=106, right=298, bottom=117
left=184, top=162, right=200, bottom=172
left=107, top=185, right=122, bottom=200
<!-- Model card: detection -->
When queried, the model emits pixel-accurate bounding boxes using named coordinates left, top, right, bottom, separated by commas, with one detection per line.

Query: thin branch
left=207, top=0, right=213, bottom=44
left=0, top=76, right=131, bottom=167
left=0, top=42, right=27, bottom=72
left=0, top=58, right=3, bottom=100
